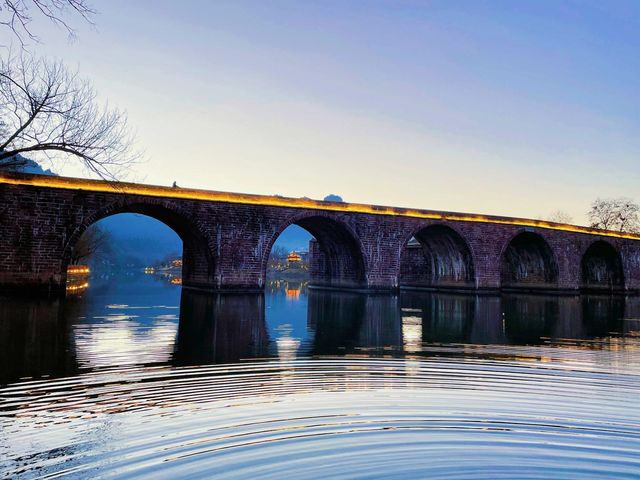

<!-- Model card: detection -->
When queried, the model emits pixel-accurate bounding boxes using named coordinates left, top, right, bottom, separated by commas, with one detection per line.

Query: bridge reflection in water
left=175, top=292, right=269, bottom=366
left=1, top=276, right=639, bottom=385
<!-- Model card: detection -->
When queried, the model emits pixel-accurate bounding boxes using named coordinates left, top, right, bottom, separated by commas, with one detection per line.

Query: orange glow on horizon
left=2, top=172, right=640, bottom=241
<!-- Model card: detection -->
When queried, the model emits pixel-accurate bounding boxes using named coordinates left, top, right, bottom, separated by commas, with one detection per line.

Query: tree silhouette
left=588, top=198, right=639, bottom=233
left=0, top=52, right=139, bottom=178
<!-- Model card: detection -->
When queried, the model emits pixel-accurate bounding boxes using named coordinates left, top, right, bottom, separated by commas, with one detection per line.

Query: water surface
left=1, top=274, right=639, bottom=478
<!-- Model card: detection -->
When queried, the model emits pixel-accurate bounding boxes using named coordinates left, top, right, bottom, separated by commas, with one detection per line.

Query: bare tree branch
left=0, top=51, right=140, bottom=179
left=1, top=0, right=96, bottom=46
left=69, top=223, right=111, bottom=264
left=547, top=210, right=574, bottom=224
left=588, top=197, right=640, bottom=233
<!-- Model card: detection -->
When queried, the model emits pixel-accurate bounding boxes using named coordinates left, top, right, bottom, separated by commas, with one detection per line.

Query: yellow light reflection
left=285, top=287, right=301, bottom=299
left=66, top=281, right=89, bottom=293
left=402, top=315, right=423, bottom=353
left=67, top=265, right=90, bottom=275
left=276, top=336, right=300, bottom=361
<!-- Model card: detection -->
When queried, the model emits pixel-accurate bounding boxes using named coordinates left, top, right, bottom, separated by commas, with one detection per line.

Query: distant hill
left=97, top=214, right=182, bottom=268
left=1, top=154, right=56, bottom=175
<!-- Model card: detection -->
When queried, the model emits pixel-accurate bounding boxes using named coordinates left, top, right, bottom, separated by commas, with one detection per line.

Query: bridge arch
left=62, top=199, right=215, bottom=290
left=399, top=224, right=476, bottom=290
left=501, top=231, right=558, bottom=289
left=262, top=213, right=367, bottom=289
left=580, top=240, right=624, bottom=291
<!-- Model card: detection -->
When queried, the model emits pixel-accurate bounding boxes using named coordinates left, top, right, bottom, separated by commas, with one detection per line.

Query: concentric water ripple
left=2, top=357, right=639, bottom=479
left=2, top=279, right=640, bottom=478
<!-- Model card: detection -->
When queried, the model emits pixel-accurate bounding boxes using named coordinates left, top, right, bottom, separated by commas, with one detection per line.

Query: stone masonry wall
left=1, top=180, right=639, bottom=295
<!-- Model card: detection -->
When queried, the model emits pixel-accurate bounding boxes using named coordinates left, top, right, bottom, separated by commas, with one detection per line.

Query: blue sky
left=19, top=0, right=640, bottom=224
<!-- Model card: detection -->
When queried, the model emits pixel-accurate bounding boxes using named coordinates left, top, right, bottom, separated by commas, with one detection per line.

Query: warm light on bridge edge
left=2, top=173, right=639, bottom=241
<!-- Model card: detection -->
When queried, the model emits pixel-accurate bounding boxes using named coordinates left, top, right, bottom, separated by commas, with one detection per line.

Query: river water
left=1, top=273, right=640, bottom=479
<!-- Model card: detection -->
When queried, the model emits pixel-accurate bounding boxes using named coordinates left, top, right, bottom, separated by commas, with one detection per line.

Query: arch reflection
left=581, top=295, right=625, bottom=338
left=0, top=297, right=75, bottom=384
left=307, top=290, right=365, bottom=354
left=401, top=292, right=475, bottom=344
left=307, top=290, right=403, bottom=355
left=1, top=278, right=638, bottom=385
left=174, top=290, right=269, bottom=366
left=502, top=294, right=559, bottom=344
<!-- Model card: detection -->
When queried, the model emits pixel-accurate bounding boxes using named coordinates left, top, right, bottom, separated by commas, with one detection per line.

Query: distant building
left=287, top=251, right=302, bottom=264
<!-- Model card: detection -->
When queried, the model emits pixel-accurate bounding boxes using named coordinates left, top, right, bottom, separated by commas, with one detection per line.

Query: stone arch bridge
left=1, top=173, right=639, bottom=296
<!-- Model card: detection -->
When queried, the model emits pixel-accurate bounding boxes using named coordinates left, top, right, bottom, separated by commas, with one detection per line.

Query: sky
left=10, top=0, right=640, bottom=224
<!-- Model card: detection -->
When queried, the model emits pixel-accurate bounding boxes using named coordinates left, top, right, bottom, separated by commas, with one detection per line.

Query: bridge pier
left=622, top=243, right=640, bottom=292
left=0, top=273, right=67, bottom=297
left=308, top=239, right=396, bottom=291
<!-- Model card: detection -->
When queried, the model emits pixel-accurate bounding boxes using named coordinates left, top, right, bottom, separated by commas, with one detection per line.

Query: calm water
left=1, top=273, right=640, bottom=478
